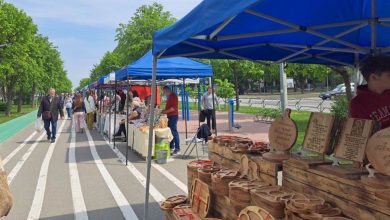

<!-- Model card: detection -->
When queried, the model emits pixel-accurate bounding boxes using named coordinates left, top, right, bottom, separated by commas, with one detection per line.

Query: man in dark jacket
left=37, top=88, right=64, bottom=143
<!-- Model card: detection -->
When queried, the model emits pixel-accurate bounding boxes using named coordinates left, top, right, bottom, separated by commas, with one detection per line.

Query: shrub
left=0, top=102, right=6, bottom=112
left=330, top=96, right=349, bottom=119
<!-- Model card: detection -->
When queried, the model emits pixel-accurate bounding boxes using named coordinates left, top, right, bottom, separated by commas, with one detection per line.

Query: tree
left=285, top=63, right=330, bottom=93
left=330, top=66, right=353, bottom=102
left=90, top=51, right=121, bottom=81
left=215, top=79, right=235, bottom=107
left=0, top=1, right=37, bottom=116
left=114, top=3, right=176, bottom=66
left=76, top=78, right=92, bottom=92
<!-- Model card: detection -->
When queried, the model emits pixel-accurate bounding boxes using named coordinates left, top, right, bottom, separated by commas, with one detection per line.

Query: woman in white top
left=84, top=90, right=96, bottom=129
left=202, top=86, right=217, bottom=133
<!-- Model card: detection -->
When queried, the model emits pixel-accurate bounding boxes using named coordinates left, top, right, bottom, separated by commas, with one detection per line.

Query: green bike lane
left=0, top=110, right=38, bottom=144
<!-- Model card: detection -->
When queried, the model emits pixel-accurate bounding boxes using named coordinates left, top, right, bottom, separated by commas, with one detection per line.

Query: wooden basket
left=173, top=204, right=201, bottom=220
left=238, top=206, right=276, bottom=220
left=197, top=164, right=222, bottom=186
left=187, top=160, right=212, bottom=194
left=211, top=169, right=239, bottom=196
left=250, top=186, right=293, bottom=218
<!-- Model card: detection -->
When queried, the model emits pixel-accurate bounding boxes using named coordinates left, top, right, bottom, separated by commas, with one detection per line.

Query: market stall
left=114, top=50, right=213, bottom=163
left=150, top=0, right=390, bottom=219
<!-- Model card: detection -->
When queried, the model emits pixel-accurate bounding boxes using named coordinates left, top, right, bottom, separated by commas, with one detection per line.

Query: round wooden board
left=238, top=206, right=275, bottom=220
left=366, top=126, right=390, bottom=176
left=268, top=109, right=298, bottom=151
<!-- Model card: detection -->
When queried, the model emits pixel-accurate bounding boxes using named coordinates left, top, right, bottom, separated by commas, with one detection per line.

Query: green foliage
left=0, top=102, right=6, bottom=112
left=330, top=96, right=349, bottom=119
left=214, top=79, right=235, bottom=104
left=285, top=63, right=330, bottom=93
left=114, top=3, right=176, bottom=66
left=0, top=2, right=71, bottom=116
left=90, top=51, right=121, bottom=81
left=256, top=108, right=281, bottom=118
left=76, top=78, right=93, bottom=92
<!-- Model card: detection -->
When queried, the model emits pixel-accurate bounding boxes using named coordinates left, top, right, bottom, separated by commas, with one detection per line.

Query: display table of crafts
left=103, top=113, right=127, bottom=139
left=127, top=124, right=172, bottom=158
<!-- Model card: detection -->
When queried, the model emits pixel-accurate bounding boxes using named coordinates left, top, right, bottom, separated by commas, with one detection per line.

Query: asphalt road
left=0, top=118, right=202, bottom=220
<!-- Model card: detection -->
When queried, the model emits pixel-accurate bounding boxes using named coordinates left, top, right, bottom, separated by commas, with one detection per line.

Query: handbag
left=42, top=97, right=55, bottom=120
left=199, top=110, right=207, bottom=122
left=0, top=157, right=13, bottom=217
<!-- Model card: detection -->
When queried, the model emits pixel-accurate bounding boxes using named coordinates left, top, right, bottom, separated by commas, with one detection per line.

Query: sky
left=6, top=0, right=202, bottom=89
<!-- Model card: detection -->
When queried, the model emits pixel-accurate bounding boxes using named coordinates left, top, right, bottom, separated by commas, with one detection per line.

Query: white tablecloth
left=127, top=125, right=172, bottom=158
left=103, top=114, right=126, bottom=139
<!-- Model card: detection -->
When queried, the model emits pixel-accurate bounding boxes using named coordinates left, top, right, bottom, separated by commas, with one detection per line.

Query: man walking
left=161, top=86, right=180, bottom=155
left=202, top=86, right=217, bottom=133
left=37, top=88, right=64, bottom=143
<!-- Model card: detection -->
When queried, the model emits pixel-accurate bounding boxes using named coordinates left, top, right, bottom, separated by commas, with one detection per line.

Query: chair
left=182, top=124, right=211, bottom=159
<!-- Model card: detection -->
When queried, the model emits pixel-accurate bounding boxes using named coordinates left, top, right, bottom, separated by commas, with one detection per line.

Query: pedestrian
left=65, top=95, right=73, bottom=120
left=59, top=92, right=65, bottom=110
left=84, top=90, right=96, bottom=130
left=37, top=88, right=64, bottom=143
left=202, top=86, right=217, bottom=133
left=73, top=93, right=86, bottom=133
left=161, top=86, right=180, bottom=155
left=114, top=100, right=143, bottom=139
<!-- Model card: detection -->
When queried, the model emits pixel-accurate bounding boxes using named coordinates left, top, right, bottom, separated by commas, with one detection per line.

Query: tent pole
left=109, top=89, right=112, bottom=143
left=197, top=81, right=201, bottom=129
left=144, top=55, right=158, bottom=220
left=114, top=80, right=117, bottom=149
left=126, top=76, right=130, bottom=166
left=371, top=0, right=377, bottom=53
left=354, top=53, right=360, bottom=97
left=211, top=77, right=217, bottom=136
left=183, top=79, right=188, bottom=139
left=279, top=63, right=287, bottom=111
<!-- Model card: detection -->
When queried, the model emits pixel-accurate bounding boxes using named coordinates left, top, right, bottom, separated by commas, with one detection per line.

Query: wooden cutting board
left=334, top=118, right=374, bottom=162
left=190, top=178, right=210, bottom=218
left=302, top=112, right=336, bottom=154
left=366, top=126, right=390, bottom=176
left=268, top=109, right=297, bottom=152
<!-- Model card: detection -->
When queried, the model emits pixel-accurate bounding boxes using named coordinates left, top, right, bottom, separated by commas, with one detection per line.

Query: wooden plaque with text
left=302, top=112, right=336, bottom=154
left=334, top=118, right=374, bottom=162
left=366, top=126, right=390, bottom=176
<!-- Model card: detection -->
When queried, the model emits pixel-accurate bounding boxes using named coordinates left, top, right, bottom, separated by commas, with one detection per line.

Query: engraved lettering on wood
left=335, top=118, right=374, bottom=162
left=303, top=113, right=335, bottom=153
left=366, top=127, right=390, bottom=176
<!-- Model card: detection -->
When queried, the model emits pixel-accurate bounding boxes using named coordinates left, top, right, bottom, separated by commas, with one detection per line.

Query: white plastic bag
left=35, top=119, right=43, bottom=132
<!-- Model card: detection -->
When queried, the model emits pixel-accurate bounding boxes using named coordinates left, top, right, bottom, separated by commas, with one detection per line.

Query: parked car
left=319, top=83, right=355, bottom=100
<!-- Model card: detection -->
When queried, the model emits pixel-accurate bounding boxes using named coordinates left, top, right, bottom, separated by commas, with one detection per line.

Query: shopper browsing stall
left=73, top=93, right=86, bottom=133
left=202, top=86, right=217, bottom=133
left=161, top=86, right=180, bottom=155
left=114, top=100, right=143, bottom=139
left=84, top=90, right=96, bottom=130
left=349, top=55, right=390, bottom=129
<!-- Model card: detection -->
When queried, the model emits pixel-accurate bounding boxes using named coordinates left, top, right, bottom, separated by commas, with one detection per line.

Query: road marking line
left=85, top=129, right=138, bottom=220
left=102, top=136, right=166, bottom=203
left=2, top=131, right=37, bottom=166
left=27, top=120, right=67, bottom=220
left=152, top=163, right=187, bottom=194
left=69, top=121, right=88, bottom=220
left=7, top=132, right=46, bottom=184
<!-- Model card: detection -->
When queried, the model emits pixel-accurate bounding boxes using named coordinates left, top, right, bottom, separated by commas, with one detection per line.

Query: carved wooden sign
left=334, top=118, right=374, bottom=162
left=302, top=112, right=336, bottom=154
left=268, top=109, right=298, bottom=152
left=366, top=126, right=390, bottom=176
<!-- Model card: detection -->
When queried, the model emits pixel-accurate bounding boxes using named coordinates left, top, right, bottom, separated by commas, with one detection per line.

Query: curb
left=0, top=110, right=38, bottom=144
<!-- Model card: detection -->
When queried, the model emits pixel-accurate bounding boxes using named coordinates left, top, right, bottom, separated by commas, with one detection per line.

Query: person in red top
left=349, top=55, right=390, bottom=129
left=161, top=86, right=180, bottom=155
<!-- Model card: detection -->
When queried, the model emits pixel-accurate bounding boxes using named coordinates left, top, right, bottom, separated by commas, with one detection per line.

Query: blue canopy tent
left=115, top=50, right=212, bottom=80
left=113, top=50, right=213, bottom=165
left=140, top=0, right=390, bottom=219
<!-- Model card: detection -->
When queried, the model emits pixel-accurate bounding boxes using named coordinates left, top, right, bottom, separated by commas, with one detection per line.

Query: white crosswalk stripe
left=7, top=132, right=46, bottom=184
left=103, top=136, right=166, bottom=203
left=69, top=121, right=89, bottom=220
left=85, top=128, right=138, bottom=220
left=2, top=131, right=37, bottom=166
left=27, top=119, right=67, bottom=219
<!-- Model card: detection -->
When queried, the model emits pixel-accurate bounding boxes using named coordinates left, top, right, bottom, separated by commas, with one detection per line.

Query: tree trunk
left=17, top=92, right=23, bottom=113
left=258, top=81, right=262, bottom=94
left=232, top=62, right=240, bottom=111
left=31, top=83, right=36, bottom=108
left=331, top=67, right=353, bottom=102
left=299, top=78, right=305, bottom=94
left=270, top=80, right=274, bottom=94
